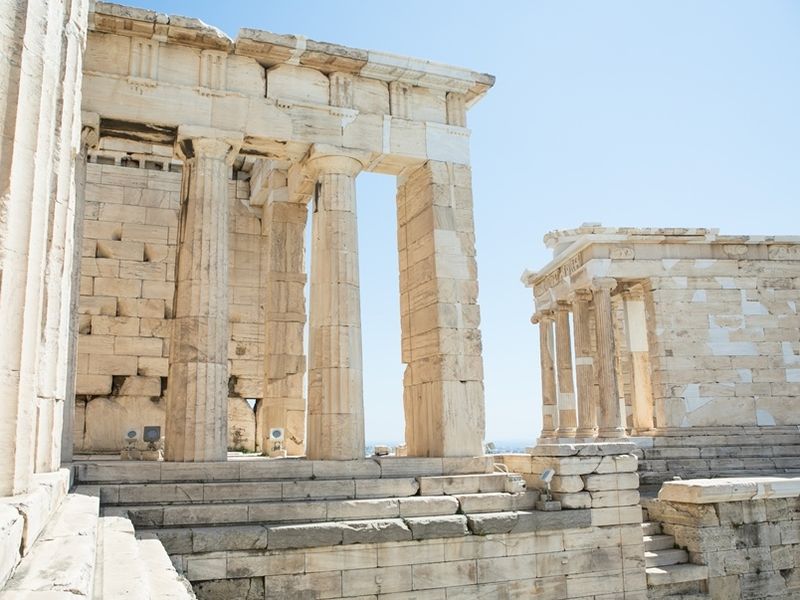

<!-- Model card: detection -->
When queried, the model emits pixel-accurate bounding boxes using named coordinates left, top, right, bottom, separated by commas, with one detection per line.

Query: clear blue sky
left=132, top=1, right=800, bottom=445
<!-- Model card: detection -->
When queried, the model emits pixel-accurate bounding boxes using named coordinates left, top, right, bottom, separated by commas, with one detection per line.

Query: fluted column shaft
left=306, top=154, right=365, bottom=460
left=536, top=311, right=558, bottom=438
left=572, top=289, right=598, bottom=437
left=165, top=136, right=238, bottom=462
left=622, top=287, right=655, bottom=432
left=554, top=302, right=577, bottom=436
left=594, top=278, right=626, bottom=438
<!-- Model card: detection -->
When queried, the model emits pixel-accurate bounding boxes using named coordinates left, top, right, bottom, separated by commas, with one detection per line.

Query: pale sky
left=129, top=1, right=800, bottom=445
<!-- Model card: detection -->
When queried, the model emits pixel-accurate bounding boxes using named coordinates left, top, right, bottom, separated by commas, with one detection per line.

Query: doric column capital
left=532, top=310, right=554, bottom=325
left=592, top=277, right=618, bottom=292
left=305, top=144, right=370, bottom=177
left=554, top=299, right=572, bottom=312
left=176, top=125, right=243, bottom=163
left=569, top=288, right=593, bottom=303
left=620, top=284, right=645, bottom=300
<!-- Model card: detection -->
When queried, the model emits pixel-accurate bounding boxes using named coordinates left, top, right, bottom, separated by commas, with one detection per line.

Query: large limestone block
left=398, top=496, right=459, bottom=518
left=194, top=577, right=264, bottom=600
left=582, top=473, right=639, bottom=492
left=192, top=525, right=268, bottom=553
left=326, top=499, right=399, bottom=520
left=267, top=522, right=344, bottom=550
left=512, top=509, right=591, bottom=533
left=83, top=396, right=165, bottom=452
left=262, top=571, right=342, bottom=600
left=341, top=519, right=412, bottom=544
left=531, top=456, right=602, bottom=476
left=405, top=515, right=468, bottom=540
left=341, top=563, right=412, bottom=596
left=266, top=64, right=329, bottom=105
left=467, top=511, right=518, bottom=535
left=411, top=559, right=478, bottom=590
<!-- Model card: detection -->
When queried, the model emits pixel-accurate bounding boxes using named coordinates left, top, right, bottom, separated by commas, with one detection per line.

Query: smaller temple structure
left=524, top=226, right=800, bottom=485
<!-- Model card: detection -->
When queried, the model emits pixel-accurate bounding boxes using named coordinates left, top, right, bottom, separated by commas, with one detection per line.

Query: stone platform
left=69, top=452, right=648, bottom=599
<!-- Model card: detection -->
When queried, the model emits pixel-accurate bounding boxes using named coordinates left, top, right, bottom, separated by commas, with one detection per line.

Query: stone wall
left=74, top=157, right=268, bottom=453
left=647, top=477, right=800, bottom=599
left=188, top=526, right=645, bottom=600
left=642, top=261, right=800, bottom=430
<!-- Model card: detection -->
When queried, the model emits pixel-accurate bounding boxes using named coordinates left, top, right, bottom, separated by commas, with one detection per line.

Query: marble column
left=306, top=152, right=366, bottom=460
left=554, top=301, right=577, bottom=436
left=0, top=0, right=61, bottom=495
left=535, top=311, right=558, bottom=439
left=571, top=288, right=598, bottom=438
left=594, top=278, right=627, bottom=438
left=165, top=131, right=241, bottom=462
left=622, top=286, right=655, bottom=432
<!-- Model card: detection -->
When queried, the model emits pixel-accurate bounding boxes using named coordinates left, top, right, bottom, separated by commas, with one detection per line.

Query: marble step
left=642, top=521, right=662, bottom=536
left=137, top=538, right=196, bottom=599
left=418, top=473, right=516, bottom=495
left=75, top=456, right=495, bottom=485
left=644, top=534, right=676, bottom=552
left=79, top=476, right=423, bottom=506
left=162, top=508, right=592, bottom=576
left=0, top=493, right=99, bottom=598
left=147, top=514, right=475, bottom=558
left=106, top=495, right=470, bottom=528
left=646, top=563, right=709, bottom=587
left=108, top=489, right=537, bottom=529
left=94, top=516, right=150, bottom=599
left=454, top=491, right=538, bottom=513
left=645, top=548, right=689, bottom=568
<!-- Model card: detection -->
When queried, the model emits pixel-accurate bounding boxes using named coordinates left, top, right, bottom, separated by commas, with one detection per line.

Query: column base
left=575, top=428, right=598, bottom=438
left=597, top=427, right=628, bottom=439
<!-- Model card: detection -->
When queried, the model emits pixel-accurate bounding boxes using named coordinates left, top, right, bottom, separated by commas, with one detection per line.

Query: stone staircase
left=73, top=457, right=537, bottom=591
left=642, top=507, right=709, bottom=599
left=0, top=489, right=194, bottom=599
left=632, top=428, right=800, bottom=491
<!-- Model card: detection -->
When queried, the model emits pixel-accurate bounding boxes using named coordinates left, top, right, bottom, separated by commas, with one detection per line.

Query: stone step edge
left=73, top=457, right=498, bottom=485
left=137, top=538, right=196, bottom=599
left=643, top=534, right=676, bottom=551
left=94, top=516, right=150, bottom=599
left=107, top=492, right=540, bottom=528
left=76, top=479, right=423, bottom=506
left=645, top=548, right=688, bottom=568
left=2, top=493, right=99, bottom=598
left=142, top=509, right=592, bottom=558
left=88, top=485, right=537, bottom=508
left=646, top=563, right=709, bottom=587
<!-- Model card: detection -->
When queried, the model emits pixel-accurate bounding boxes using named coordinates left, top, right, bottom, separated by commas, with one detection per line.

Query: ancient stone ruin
left=1, top=2, right=799, bottom=599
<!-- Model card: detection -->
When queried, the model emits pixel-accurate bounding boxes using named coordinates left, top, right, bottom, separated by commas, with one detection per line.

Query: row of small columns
left=534, top=278, right=627, bottom=440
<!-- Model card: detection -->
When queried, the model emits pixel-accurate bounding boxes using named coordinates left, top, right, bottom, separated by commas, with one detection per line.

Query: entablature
left=84, top=3, right=492, bottom=175
left=525, top=226, right=800, bottom=312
